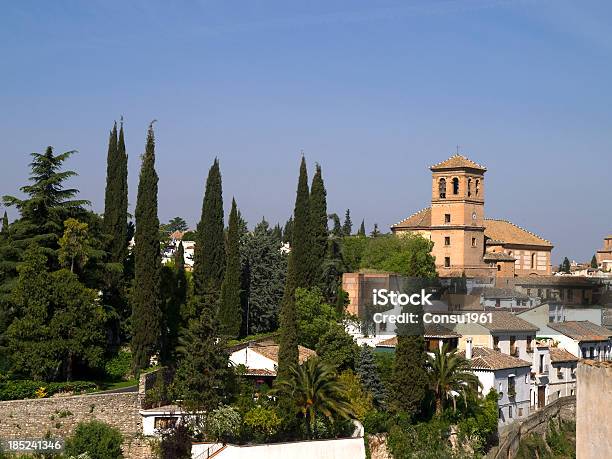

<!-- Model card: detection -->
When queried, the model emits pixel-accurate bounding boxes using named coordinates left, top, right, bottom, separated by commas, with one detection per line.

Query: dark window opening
left=444, top=213, right=451, bottom=223
left=444, top=257, right=451, bottom=268
left=439, top=178, right=446, bottom=199
left=445, top=236, right=451, bottom=246
left=452, top=177, right=459, bottom=195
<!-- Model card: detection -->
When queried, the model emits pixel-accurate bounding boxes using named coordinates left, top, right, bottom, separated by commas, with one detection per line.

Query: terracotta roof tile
left=484, top=219, right=553, bottom=248
left=251, top=344, right=316, bottom=364
left=392, top=207, right=431, bottom=229
left=483, top=252, right=517, bottom=262
left=479, top=311, right=539, bottom=332
left=549, top=347, right=578, bottom=363
left=430, top=154, right=487, bottom=172
left=459, top=346, right=532, bottom=371
left=548, top=321, right=612, bottom=342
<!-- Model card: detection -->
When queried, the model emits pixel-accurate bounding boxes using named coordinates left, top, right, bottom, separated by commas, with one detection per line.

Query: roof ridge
left=430, top=154, right=487, bottom=171
left=392, top=206, right=431, bottom=227
left=485, top=218, right=552, bottom=245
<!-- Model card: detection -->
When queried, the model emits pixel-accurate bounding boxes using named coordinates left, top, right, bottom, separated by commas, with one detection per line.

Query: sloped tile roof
left=548, top=321, right=612, bottom=342
left=251, top=344, right=316, bottom=364
left=430, top=154, right=487, bottom=172
left=483, top=252, right=517, bottom=262
left=376, top=324, right=461, bottom=347
left=459, top=346, right=532, bottom=371
left=484, top=219, right=553, bottom=248
left=481, top=311, right=539, bottom=332
left=549, top=347, right=578, bottom=363
left=392, top=207, right=432, bottom=229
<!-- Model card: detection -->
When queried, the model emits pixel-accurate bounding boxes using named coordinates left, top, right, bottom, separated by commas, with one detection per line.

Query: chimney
left=466, top=337, right=473, bottom=360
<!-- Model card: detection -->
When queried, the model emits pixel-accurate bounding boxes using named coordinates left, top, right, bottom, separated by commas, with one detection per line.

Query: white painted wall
left=192, top=438, right=366, bottom=459
left=229, top=347, right=277, bottom=372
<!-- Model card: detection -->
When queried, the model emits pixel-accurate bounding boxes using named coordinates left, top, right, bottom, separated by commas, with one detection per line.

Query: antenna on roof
left=456, top=145, right=461, bottom=155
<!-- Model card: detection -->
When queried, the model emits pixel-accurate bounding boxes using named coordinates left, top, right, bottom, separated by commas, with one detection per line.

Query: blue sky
left=1, top=0, right=610, bottom=264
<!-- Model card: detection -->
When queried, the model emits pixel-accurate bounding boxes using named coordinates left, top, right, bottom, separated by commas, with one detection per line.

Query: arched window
left=467, top=178, right=472, bottom=197
left=438, top=178, right=446, bottom=198
left=475, top=179, right=480, bottom=196
left=452, top=177, right=459, bottom=195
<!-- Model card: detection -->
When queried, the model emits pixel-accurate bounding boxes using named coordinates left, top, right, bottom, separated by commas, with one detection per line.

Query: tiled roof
left=459, top=346, right=532, bottom=371
left=513, top=276, right=596, bottom=287
left=548, top=321, right=612, bottom=342
left=481, top=311, right=539, bottom=332
left=377, top=324, right=461, bottom=347
left=392, top=207, right=431, bottom=229
left=472, top=287, right=529, bottom=300
left=483, top=219, right=553, bottom=248
left=549, top=347, right=578, bottom=363
left=483, top=252, right=517, bottom=262
left=251, top=344, right=316, bottom=364
left=241, top=368, right=276, bottom=377
left=430, top=154, right=487, bottom=172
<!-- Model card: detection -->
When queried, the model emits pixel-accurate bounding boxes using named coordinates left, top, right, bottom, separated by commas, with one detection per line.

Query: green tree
left=159, top=265, right=181, bottom=365
left=295, top=287, right=338, bottom=349
left=242, top=219, right=287, bottom=334
left=172, top=314, right=233, bottom=412
left=342, top=209, right=352, bottom=236
left=341, top=235, right=369, bottom=273
left=282, top=217, right=293, bottom=244
left=316, top=323, right=359, bottom=372
left=391, top=334, right=429, bottom=418
left=360, top=234, right=437, bottom=277
left=356, top=344, right=386, bottom=408
left=162, top=217, right=189, bottom=235
left=1, top=147, right=89, bottom=298
left=7, top=245, right=107, bottom=381
left=218, top=198, right=242, bottom=338
left=158, top=424, right=192, bottom=459
left=174, top=241, right=188, bottom=313
left=278, top=157, right=313, bottom=378
left=0, top=212, right=8, bottom=241
left=337, top=370, right=374, bottom=422
left=131, top=124, right=162, bottom=372
left=329, top=213, right=343, bottom=237
left=58, top=218, right=91, bottom=273
left=591, top=254, right=598, bottom=269
left=560, top=257, right=571, bottom=273
left=193, top=159, right=225, bottom=306
left=357, top=219, right=366, bottom=237
left=310, top=164, right=328, bottom=284
left=427, top=343, right=481, bottom=415
left=64, top=420, right=124, bottom=459
left=273, top=358, right=355, bottom=439
left=370, top=223, right=380, bottom=237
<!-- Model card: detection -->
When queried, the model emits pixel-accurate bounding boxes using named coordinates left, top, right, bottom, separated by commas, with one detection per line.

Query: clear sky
left=1, top=0, right=610, bottom=264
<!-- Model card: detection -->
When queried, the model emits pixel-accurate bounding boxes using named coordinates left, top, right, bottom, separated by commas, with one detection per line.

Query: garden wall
left=0, top=391, right=153, bottom=458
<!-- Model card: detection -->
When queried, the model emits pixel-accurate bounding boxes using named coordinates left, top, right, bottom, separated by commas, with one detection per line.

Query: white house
left=546, top=321, right=612, bottom=360
left=459, top=344, right=532, bottom=426
left=547, top=347, right=578, bottom=402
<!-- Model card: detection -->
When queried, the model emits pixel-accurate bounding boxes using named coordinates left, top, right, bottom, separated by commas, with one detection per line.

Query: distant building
left=391, top=154, right=553, bottom=278
left=546, top=321, right=612, bottom=361
left=595, top=235, right=612, bottom=272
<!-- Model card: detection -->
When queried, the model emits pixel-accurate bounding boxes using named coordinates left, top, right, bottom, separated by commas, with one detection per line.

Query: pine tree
left=356, top=345, right=386, bottom=408
left=271, top=223, right=283, bottom=242
left=278, top=157, right=312, bottom=378
left=218, top=198, right=242, bottom=338
left=242, top=219, right=287, bottom=335
left=370, top=223, right=380, bottom=237
left=282, top=217, right=293, bottom=244
left=591, top=254, right=598, bottom=269
left=131, top=123, right=162, bottom=372
left=342, top=209, right=353, bottom=236
left=560, top=257, right=571, bottom=274
left=309, top=164, right=328, bottom=284
left=358, top=219, right=366, bottom=237
left=329, top=214, right=343, bottom=237
left=193, top=159, right=225, bottom=307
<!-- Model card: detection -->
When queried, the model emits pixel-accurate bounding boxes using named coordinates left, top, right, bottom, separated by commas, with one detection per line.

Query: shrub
left=158, top=423, right=192, bottom=459
left=202, top=405, right=241, bottom=442
left=0, top=378, right=97, bottom=401
left=64, top=420, right=123, bottom=459
left=104, top=350, right=132, bottom=381
left=243, top=406, right=282, bottom=442
left=362, top=410, right=392, bottom=434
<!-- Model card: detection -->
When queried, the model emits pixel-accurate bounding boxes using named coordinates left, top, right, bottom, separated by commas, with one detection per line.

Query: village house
left=546, top=321, right=612, bottom=361
left=547, top=347, right=578, bottom=402
left=374, top=323, right=461, bottom=353
left=595, top=235, right=612, bottom=272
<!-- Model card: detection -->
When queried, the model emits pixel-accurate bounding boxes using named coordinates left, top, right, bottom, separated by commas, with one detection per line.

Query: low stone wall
left=487, top=395, right=576, bottom=459
left=0, top=392, right=154, bottom=458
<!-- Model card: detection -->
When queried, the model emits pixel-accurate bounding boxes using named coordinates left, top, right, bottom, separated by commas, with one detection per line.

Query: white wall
left=229, top=347, right=276, bottom=372
left=192, top=438, right=366, bottom=459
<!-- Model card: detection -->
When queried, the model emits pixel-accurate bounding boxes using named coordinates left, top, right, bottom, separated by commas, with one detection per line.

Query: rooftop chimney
left=466, top=337, right=473, bottom=360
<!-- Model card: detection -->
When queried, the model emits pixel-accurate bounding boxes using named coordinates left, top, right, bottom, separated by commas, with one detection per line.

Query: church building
left=391, top=154, right=553, bottom=278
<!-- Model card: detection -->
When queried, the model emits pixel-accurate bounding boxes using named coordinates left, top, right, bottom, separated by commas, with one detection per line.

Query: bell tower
left=429, top=154, right=488, bottom=276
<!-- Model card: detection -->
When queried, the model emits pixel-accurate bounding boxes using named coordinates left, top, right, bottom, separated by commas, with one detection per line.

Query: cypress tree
left=218, top=198, right=242, bottom=338
left=278, top=157, right=312, bottom=378
left=392, top=334, right=428, bottom=417
left=342, top=209, right=352, bottom=236
left=370, top=223, right=380, bottom=237
left=193, top=159, right=225, bottom=307
left=591, top=254, right=598, bottom=269
left=0, top=212, right=8, bottom=241
left=329, top=213, right=343, bottom=237
left=131, top=123, right=162, bottom=372
left=117, top=119, right=129, bottom=262
left=358, top=219, right=366, bottom=237
left=309, top=164, right=328, bottom=284
left=356, top=344, right=386, bottom=408
left=282, top=217, right=293, bottom=244
left=102, top=122, right=120, bottom=257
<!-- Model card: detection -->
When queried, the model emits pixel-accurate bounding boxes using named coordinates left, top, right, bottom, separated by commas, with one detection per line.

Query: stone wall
left=487, top=395, right=576, bottom=459
left=576, top=360, right=612, bottom=459
left=0, top=392, right=154, bottom=458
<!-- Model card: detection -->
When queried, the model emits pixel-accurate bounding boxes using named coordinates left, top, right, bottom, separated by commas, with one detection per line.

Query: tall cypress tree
left=591, top=254, right=598, bottom=269
left=309, top=164, right=328, bottom=284
left=102, top=122, right=119, bottom=254
left=131, top=123, right=162, bottom=372
left=342, top=209, right=353, bottom=236
left=117, top=119, right=129, bottom=261
left=0, top=212, right=8, bottom=241
left=174, top=241, right=187, bottom=309
left=358, top=219, right=366, bottom=237
left=278, top=157, right=312, bottom=378
left=218, top=198, right=242, bottom=338
left=193, top=159, right=225, bottom=308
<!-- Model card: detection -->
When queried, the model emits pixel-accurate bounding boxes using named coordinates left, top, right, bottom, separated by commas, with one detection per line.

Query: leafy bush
left=64, top=420, right=123, bottom=459
left=243, top=406, right=282, bottom=442
left=158, top=423, right=192, bottom=459
left=337, top=370, right=373, bottom=422
left=316, top=324, right=359, bottom=372
left=104, top=350, right=132, bottom=381
left=363, top=410, right=392, bottom=434
left=387, top=418, right=453, bottom=459
left=0, top=377, right=97, bottom=400
left=202, top=405, right=241, bottom=442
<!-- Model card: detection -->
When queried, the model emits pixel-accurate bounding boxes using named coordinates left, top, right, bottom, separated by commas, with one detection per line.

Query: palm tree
left=427, top=343, right=481, bottom=415
left=273, top=357, right=355, bottom=438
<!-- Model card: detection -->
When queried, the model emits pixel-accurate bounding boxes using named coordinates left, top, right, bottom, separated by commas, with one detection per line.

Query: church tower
left=429, top=154, right=489, bottom=276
